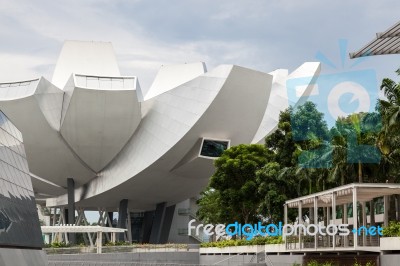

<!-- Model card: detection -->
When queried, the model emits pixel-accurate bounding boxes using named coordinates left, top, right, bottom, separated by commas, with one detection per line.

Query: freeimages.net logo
left=286, top=39, right=381, bottom=168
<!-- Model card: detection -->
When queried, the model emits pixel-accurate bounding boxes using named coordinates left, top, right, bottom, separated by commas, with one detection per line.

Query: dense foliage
left=382, top=221, right=400, bottom=237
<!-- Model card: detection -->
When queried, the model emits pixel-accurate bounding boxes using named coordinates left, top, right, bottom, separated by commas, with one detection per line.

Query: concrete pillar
left=142, top=211, right=154, bottom=243
left=67, top=178, right=75, bottom=244
left=314, top=197, right=318, bottom=249
left=284, top=203, right=288, bottom=248
left=107, top=212, right=114, bottom=227
left=362, top=202, right=367, bottom=246
left=64, top=208, right=69, bottom=224
left=127, top=212, right=132, bottom=243
left=353, top=187, right=358, bottom=248
left=97, top=231, right=102, bottom=254
left=149, top=202, right=167, bottom=244
left=159, top=205, right=176, bottom=244
left=344, top=203, right=348, bottom=247
left=298, top=201, right=302, bottom=249
left=332, top=192, right=336, bottom=249
left=117, top=199, right=128, bottom=241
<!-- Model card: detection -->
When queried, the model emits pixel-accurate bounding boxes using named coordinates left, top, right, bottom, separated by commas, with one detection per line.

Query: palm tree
left=377, top=68, right=400, bottom=221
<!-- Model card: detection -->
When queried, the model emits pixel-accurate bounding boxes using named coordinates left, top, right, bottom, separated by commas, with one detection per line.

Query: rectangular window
left=199, top=138, right=230, bottom=158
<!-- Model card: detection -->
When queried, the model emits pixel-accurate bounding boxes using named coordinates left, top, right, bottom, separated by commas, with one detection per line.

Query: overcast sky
left=0, top=0, right=399, bottom=91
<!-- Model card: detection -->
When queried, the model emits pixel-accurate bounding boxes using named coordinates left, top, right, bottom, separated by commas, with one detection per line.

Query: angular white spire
left=52, top=41, right=121, bottom=89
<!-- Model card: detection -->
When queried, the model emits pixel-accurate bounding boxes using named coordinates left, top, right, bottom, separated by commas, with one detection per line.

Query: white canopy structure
left=42, top=226, right=127, bottom=254
left=350, top=20, right=400, bottom=58
left=284, top=183, right=400, bottom=253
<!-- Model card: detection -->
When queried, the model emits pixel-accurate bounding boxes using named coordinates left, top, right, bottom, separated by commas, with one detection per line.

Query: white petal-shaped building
left=0, top=41, right=321, bottom=244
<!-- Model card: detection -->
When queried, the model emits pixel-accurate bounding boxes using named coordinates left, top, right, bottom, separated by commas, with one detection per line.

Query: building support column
left=149, top=202, right=167, bottom=244
left=117, top=199, right=128, bottom=241
left=67, top=178, right=76, bottom=244
left=159, top=205, right=176, bottom=244
left=127, top=212, right=132, bottom=243
left=107, top=212, right=114, bottom=227
left=142, top=211, right=154, bottom=243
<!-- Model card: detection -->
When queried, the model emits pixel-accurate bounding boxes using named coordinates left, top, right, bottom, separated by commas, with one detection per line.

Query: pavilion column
left=298, top=201, right=302, bottom=249
left=284, top=204, right=288, bottom=225
left=67, top=178, right=76, bottom=244
left=326, top=206, right=330, bottom=226
left=353, top=187, right=358, bottom=248
left=97, top=231, right=102, bottom=254
left=344, top=203, right=348, bottom=247
left=332, top=192, right=336, bottom=249
left=314, top=196, right=318, bottom=249
left=284, top=203, right=288, bottom=248
left=362, top=201, right=367, bottom=246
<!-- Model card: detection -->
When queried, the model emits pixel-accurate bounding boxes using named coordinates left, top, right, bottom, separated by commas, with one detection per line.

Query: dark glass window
left=200, top=139, right=229, bottom=158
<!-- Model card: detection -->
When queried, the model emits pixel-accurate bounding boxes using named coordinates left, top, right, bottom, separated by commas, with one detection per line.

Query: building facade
left=0, top=110, right=46, bottom=265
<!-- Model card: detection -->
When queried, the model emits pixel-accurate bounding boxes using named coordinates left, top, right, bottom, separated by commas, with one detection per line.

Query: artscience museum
left=0, top=40, right=321, bottom=248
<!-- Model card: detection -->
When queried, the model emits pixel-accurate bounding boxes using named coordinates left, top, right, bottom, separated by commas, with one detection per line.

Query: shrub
left=307, top=260, right=320, bottom=266
left=382, top=221, right=400, bottom=237
left=47, top=241, right=70, bottom=248
left=200, top=236, right=283, bottom=247
left=104, top=241, right=130, bottom=246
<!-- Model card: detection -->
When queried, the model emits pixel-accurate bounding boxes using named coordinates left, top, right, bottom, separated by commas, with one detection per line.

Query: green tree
left=263, top=103, right=331, bottom=223
left=203, top=144, right=273, bottom=224
left=197, top=188, right=225, bottom=224
left=330, top=112, right=381, bottom=184
left=376, top=68, right=400, bottom=221
left=377, top=68, right=400, bottom=183
left=256, top=162, right=296, bottom=223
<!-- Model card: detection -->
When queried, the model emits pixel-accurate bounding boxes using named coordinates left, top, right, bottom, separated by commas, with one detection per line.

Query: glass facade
left=0, top=111, right=43, bottom=248
left=200, top=139, right=229, bottom=158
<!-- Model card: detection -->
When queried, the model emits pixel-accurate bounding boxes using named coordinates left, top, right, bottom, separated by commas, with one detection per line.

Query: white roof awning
left=286, top=183, right=400, bottom=208
left=350, top=20, right=400, bottom=58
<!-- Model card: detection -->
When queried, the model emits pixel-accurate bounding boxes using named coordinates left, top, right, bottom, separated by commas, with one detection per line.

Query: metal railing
left=45, top=244, right=194, bottom=255
left=285, top=232, right=380, bottom=250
